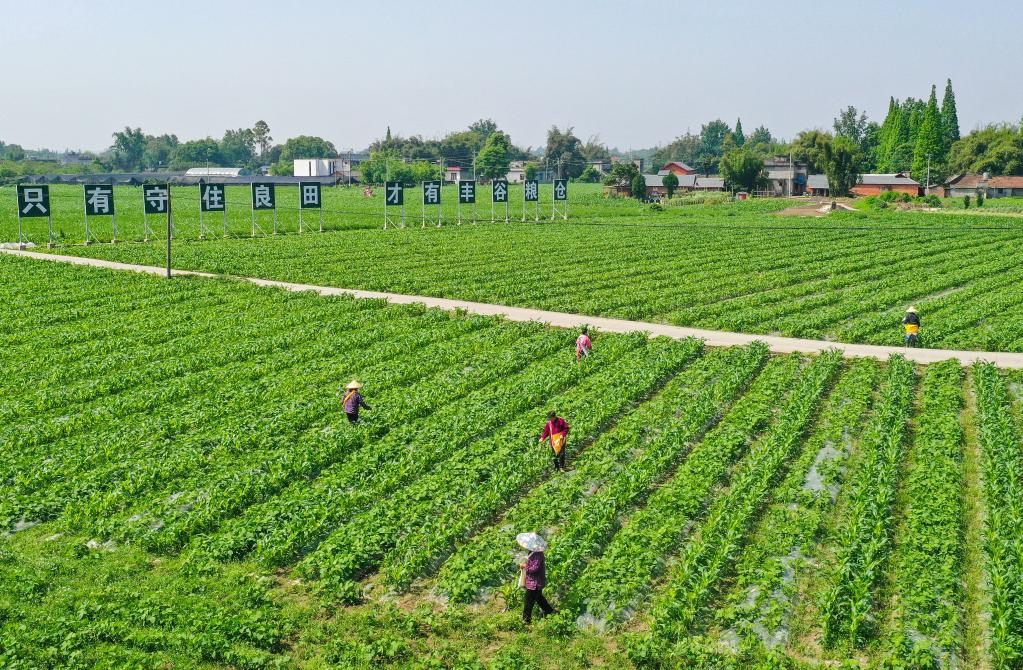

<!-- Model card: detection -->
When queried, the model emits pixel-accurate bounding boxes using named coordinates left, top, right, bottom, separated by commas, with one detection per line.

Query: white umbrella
left=516, top=532, right=547, bottom=552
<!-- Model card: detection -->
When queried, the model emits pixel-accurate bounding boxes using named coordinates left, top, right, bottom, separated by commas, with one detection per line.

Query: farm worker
left=902, top=306, right=921, bottom=347
left=343, top=380, right=371, bottom=423
left=516, top=532, right=555, bottom=624
left=539, top=411, right=570, bottom=471
left=576, top=327, right=592, bottom=361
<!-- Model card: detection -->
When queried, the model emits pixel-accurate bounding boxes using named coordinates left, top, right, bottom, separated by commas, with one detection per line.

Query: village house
left=761, top=156, right=808, bottom=196
left=506, top=160, right=526, bottom=183
left=945, top=173, right=1023, bottom=199
left=657, top=160, right=696, bottom=176
left=643, top=174, right=725, bottom=198
left=805, top=173, right=922, bottom=197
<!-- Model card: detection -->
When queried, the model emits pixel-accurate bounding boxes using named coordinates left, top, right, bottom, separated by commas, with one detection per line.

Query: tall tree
left=142, top=133, right=178, bottom=170
left=940, top=79, right=960, bottom=150
left=733, top=118, right=745, bottom=147
left=661, top=172, right=679, bottom=198
left=876, top=98, right=900, bottom=172
left=720, top=148, right=766, bottom=192
left=790, top=130, right=832, bottom=174
left=219, top=128, right=256, bottom=166
left=468, top=119, right=498, bottom=143
left=111, top=127, right=146, bottom=171
left=279, top=135, right=337, bottom=162
left=948, top=125, right=1023, bottom=175
left=747, top=125, right=774, bottom=147
left=545, top=126, right=585, bottom=178
left=169, top=138, right=222, bottom=170
left=475, top=130, right=512, bottom=179
left=912, top=85, right=945, bottom=185
left=252, top=120, right=272, bottom=161
left=696, top=119, right=731, bottom=173
left=833, top=106, right=869, bottom=147
left=822, top=136, right=861, bottom=197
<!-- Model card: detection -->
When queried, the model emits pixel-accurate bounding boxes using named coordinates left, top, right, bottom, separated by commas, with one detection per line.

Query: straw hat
left=906, top=306, right=917, bottom=313
left=345, top=380, right=363, bottom=390
left=516, top=532, right=547, bottom=552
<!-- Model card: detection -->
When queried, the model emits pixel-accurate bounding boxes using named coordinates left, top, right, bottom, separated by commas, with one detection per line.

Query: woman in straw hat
left=902, top=306, right=921, bottom=347
left=516, top=532, right=555, bottom=624
left=342, top=380, right=371, bottom=423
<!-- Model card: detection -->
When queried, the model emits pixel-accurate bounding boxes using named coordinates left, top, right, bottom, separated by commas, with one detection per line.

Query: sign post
left=491, top=179, right=509, bottom=223
left=384, top=181, right=404, bottom=229
left=143, top=184, right=170, bottom=242
left=16, top=185, right=50, bottom=248
left=299, top=182, right=323, bottom=232
left=422, top=180, right=441, bottom=228
left=167, top=186, right=173, bottom=278
left=251, top=182, right=277, bottom=236
left=199, top=182, right=226, bottom=239
left=83, top=184, right=116, bottom=244
left=552, top=178, right=568, bottom=221
left=458, top=180, right=476, bottom=225
left=523, top=179, right=539, bottom=222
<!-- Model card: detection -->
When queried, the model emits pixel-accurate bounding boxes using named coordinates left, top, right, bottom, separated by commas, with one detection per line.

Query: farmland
left=2, top=251, right=1022, bottom=670
left=13, top=183, right=1023, bottom=352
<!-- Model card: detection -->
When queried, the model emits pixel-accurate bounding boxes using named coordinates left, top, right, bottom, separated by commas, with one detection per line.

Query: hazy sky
left=3, top=0, right=1022, bottom=153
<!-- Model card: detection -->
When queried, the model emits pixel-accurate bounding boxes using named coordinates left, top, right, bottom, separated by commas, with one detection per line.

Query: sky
left=2, top=0, right=1022, bottom=154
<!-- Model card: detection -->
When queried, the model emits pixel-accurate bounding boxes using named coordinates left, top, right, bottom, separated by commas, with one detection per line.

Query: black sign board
left=553, top=179, right=568, bottom=201
left=299, top=182, right=322, bottom=209
left=16, top=184, right=50, bottom=218
left=458, top=180, right=476, bottom=204
left=523, top=179, right=539, bottom=202
left=251, top=182, right=276, bottom=210
left=83, top=184, right=115, bottom=216
left=143, top=184, right=170, bottom=214
left=385, top=181, right=404, bottom=206
left=200, top=183, right=227, bottom=212
left=492, top=179, right=509, bottom=203
left=422, top=180, right=442, bottom=205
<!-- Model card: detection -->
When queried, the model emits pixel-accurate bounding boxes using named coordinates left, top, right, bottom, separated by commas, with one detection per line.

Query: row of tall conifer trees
left=875, top=79, right=960, bottom=184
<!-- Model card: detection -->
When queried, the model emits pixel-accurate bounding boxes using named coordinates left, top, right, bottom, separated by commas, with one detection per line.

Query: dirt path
left=7, top=248, right=1023, bottom=369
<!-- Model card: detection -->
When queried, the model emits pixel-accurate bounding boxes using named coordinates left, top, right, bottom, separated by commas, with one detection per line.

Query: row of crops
left=3, top=254, right=1023, bottom=669
left=48, top=203, right=1023, bottom=353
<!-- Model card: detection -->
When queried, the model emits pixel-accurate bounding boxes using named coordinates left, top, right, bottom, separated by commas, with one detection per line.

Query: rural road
left=7, top=247, right=1023, bottom=369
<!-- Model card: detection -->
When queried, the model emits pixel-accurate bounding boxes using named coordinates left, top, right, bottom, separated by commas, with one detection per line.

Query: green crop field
left=4, top=250, right=1023, bottom=670
left=18, top=185, right=1023, bottom=352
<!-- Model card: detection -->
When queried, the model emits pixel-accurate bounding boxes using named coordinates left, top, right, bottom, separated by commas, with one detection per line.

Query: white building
left=506, top=160, right=526, bottom=183
left=185, top=167, right=248, bottom=177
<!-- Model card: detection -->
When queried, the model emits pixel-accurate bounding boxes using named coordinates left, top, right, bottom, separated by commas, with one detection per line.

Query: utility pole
left=925, top=153, right=932, bottom=191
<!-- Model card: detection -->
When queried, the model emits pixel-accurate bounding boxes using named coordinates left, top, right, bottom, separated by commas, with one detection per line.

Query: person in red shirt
left=575, top=327, right=592, bottom=361
left=539, top=411, right=570, bottom=471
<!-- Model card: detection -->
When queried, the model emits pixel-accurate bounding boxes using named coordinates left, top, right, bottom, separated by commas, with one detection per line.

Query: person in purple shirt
left=342, top=380, right=371, bottom=423
left=517, top=532, right=555, bottom=624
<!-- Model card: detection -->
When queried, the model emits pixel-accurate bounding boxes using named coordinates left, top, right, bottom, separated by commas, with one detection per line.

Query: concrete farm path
left=7, top=248, right=1023, bottom=370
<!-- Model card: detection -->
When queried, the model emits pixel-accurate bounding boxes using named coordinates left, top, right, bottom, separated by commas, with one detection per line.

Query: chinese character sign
left=84, top=184, right=115, bottom=216
left=143, top=184, right=170, bottom=214
left=492, top=179, right=509, bottom=203
left=553, top=179, right=568, bottom=201
left=251, top=182, right=276, bottom=210
left=523, top=180, right=539, bottom=202
left=458, top=180, right=476, bottom=204
left=385, top=181, right=404, bottom=206
left=17, top=185, right=50, bottom=217
left=422, top=180, right=441, bottom=205
left=299, top=182, right=322, bottom=209
left=200, top=183, right=226, bottom=212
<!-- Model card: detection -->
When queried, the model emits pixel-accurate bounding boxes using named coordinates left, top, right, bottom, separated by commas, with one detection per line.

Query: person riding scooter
left=902, top=306, right=921, bottom=347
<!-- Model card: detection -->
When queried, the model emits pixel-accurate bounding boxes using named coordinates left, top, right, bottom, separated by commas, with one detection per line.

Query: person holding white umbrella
left=517, top=532, right=555, bottom=624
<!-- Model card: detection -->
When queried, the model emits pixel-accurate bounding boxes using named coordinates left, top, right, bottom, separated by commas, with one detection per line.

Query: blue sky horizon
left=2, top=0, right=1021, bottom=153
